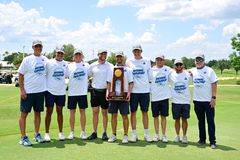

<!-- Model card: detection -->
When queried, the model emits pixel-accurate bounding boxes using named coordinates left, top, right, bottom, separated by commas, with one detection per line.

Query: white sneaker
left=80, top=131, right=87, bottom=140
left=130, top=134, right=138, bottom=142
left=68, top=131, right=74, bottom=140
left=152, top=135, right=160, bottom=142
left=122, top=135, right=128, bottom=144
left=108, top=134, right=117, bottom=143
left=44, top=133, right=51, bottom=142
left=162, top=135, right=168, bottom=143
left=59, top=132, right=65, bottom=141
left=182, top=136, right=188, bottom=144
left=173, top=135, right=180, bottom=143
left=144, top=134, right=152, bottom=142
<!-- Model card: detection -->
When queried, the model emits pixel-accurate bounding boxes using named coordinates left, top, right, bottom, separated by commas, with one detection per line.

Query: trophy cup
left=108, top=67, right=127, bottom=101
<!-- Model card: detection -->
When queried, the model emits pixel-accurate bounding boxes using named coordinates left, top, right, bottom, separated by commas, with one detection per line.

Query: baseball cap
left=132, top=45, right=142, bottom=51
left=196, top=53, right=205, bottom=59
left=115, top=51, right=124, bottom=57
left=155, top=54, right=165, bottom=60
left=74, top=49, right=83, bottom=55
left=174, top=59, right=183, bottom=65
left=98, top=49, right=107, bottom=54
left=56, top=46, right=65, bottom=54
left=32, top=40, right=42, bottom=46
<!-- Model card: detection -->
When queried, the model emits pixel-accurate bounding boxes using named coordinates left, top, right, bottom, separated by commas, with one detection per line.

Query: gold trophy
left=108, top=67, right=127, bottom=101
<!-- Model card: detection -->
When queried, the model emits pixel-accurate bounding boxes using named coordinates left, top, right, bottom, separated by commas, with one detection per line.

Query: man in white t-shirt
left=44, top=46, right=68, bottom=142
left=106, top=51, right=133, bottom=144
left=66, top=49, right=90, bottom=140
left=149, top=54, right=171, bottom=143
left=169, top=59, right=191, bottom=144
left=87, top=49, right=113, bottom=140
left=126, top=45, right=152, bottom=142
left=18, top=40, right=48, bottom=146
left=190, top=54, right=218, bottom=149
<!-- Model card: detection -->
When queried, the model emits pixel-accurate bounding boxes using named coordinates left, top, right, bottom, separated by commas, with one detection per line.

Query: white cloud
left=223, top=19, right=240, bottom=36
left=0, top=36, right=5, bottom=42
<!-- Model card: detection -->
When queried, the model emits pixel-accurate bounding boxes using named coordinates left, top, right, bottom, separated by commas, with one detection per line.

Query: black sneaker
left=197, top=140, right=206, bottom=145
left=102, top=132, right=109, bottom=141
left=87, top=132, right=97, bottom=140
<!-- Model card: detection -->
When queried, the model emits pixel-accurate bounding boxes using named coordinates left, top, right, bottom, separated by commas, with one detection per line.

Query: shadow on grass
left=31, top=137, right=87, bottom=149
left=117, top=139, right=152, bottom=147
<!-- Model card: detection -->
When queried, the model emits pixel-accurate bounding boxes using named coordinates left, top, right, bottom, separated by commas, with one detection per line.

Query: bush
left=236, top=80, right=240, bottom=85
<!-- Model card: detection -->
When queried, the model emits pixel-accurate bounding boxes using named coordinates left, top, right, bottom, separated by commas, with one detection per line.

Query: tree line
left=2, top=33, right=240, bottom=75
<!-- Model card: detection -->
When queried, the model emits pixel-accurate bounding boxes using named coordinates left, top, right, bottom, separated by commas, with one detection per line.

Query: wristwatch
left=212, top=96, right=216, bottom=100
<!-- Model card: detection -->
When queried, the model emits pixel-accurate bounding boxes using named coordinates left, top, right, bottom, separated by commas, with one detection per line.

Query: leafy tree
left=107, top=52, right=127, bottom=65
left=3, top=51, right=18, bottom=63
left=182, top=57, right=195, bottom=69
left=229, top=33, right=240, bottom=75
left=63, top=44, right=75, bottom=62
left=217, top=59, right=230, bottom=74
left=207, top=60, right=218, bottom=68
left=164, top=59, right=174, bottom=67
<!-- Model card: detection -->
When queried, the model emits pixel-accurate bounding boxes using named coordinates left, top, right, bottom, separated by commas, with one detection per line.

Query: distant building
left=0, top=61, right=14, bottom=71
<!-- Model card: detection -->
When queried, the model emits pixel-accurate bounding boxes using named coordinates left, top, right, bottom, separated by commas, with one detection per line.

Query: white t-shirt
left=46, top=59, right=68, bottom=95
left=67, top=61, right=90, bottom=96
left=18, top=54, right=48, bottom=93
left=126, top=57, right=151, bottom=93
left=191, top=66, right=218, bottom=101
left=169, top=70, right=191, bottom=104
left=149, top=65, right=172, bottom=102
left=107, top=66, right=133, bottom=93
left=88, top=61, right=113, bottom=89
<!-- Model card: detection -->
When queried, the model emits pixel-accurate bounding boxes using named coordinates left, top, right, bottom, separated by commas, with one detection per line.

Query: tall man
left=44, top=46, right=68, bottom=141
left=149, top=54, right=171, bottom=143
left=190, top=54, right=218, bottom=149
left=169, top=59, right=191, bottom=144
left=126, top=45, right=152, bottom=142
left=87, top=49, right=113, bottom=140
left=106, top=51, right=133, bottom=144
left=18, top=40, right=48, bottom=146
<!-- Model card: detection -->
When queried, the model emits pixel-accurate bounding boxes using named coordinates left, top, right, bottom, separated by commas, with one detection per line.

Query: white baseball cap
left=115, top=51, right=124, bottom=57
left=132, top=45, right=142, bottom=51
left=32, top=40, right=42, bottom=46
left=56, top=46, right=65, bottom=54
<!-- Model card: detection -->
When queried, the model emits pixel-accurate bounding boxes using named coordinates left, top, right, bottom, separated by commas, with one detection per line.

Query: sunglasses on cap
left=196, top=58, right=204, bottom=62
left=175, top=63, right=183, bottom=66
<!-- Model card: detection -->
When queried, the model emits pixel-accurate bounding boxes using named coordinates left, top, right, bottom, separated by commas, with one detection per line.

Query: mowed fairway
left=0, top=85, right=240, bottom=160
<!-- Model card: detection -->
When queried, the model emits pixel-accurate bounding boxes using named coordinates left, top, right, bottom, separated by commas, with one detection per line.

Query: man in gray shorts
left=106, top=51, right=133, bottom=144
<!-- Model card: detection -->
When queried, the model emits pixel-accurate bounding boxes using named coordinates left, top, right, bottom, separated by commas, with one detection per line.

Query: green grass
left=0, top=85, right=240, bottom=160
left=215, top=69, right=239, bottom=78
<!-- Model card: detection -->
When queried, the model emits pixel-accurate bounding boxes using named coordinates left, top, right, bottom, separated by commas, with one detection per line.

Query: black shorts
left=68, top=95, right=88, bottom=109
left=45, top=91, right=65, bottom=107
left=20, top=92, right=45, bottom=112
left=108, top=101, right=130, bottom=115
left=151, top=99, right=169, bottom=117
left=130, top=93, right=150, bottom=112
left=172, top=103, right=190, bottom=119
left=90, top=89, right=109, bottom=109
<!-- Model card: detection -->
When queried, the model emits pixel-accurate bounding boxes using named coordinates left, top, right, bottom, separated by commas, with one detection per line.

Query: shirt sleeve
left=209, top=68, right=218, bottom=83
left=106, top=67, right=113, bottom=83
left=148, top=68, right=153, bottom=83
left=127, top=68, right=133, bottom=83
left=17, top=58, right=27, bottom=75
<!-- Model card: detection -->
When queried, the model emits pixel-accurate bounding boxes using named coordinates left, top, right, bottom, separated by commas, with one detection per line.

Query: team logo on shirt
left=73, top=68, right=86, bottom=80
left=155, top=73, right=167, bottom=86
left=132, top=65, right=145, bottom=78
left=52, top=67, right=64, bottom=81
left=193, top=75, right=205, bottom=88
left=34, top=62, right=45, bottom=75
left=174, top=82, right=186, bottom=94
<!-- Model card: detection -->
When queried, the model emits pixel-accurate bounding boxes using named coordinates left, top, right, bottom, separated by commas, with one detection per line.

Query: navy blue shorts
left=45, top=91, right=65, bottom=107
left=151, top=99, right=169, bottom=117
left=68, top=95, right=88, bottom=109
left=90, top=89, right=109, bottom=109
left=172, top=103, right=190, bottom=119
left=109, top=101, right=130, bottom=115
left=130, top=93, right=150, bottom=112
left=20, top=92, right=45, bottom=112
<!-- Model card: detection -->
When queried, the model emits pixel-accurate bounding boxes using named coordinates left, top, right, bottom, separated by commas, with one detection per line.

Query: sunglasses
left=34, top=45, right=42, bottom=48
left=196, top=58, right=204, bottom=62
left=175, top=63, right=183, bottom=66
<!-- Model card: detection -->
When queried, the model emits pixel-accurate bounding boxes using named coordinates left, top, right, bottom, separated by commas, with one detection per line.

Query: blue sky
left=0, top=0, right=240, bottom=61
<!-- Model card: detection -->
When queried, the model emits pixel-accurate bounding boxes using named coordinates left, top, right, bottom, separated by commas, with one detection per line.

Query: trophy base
left=109, top=92, right=127, bottom=101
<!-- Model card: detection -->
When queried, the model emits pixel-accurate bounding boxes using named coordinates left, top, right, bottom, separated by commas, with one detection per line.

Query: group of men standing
left=18, top=40, right=218, bottom=149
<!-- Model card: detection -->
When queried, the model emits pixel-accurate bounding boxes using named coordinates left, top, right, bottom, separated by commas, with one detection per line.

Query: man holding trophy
left=106, top=51, right=133, bottom=144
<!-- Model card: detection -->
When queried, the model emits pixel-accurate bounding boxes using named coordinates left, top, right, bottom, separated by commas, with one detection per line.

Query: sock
left=132, top=129, right=137, bottom=135
left=144, top=129, right=148, bottom=136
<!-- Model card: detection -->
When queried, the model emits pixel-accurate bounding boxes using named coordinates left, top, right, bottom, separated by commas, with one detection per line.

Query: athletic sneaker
left=182, top=136, right=188, bottom=144
left=122, top=135, right=128, bottom=144
left=33, top=133, right=44, bottom=143
left=197, top=140, right=206, bottom=145
left=19, top=136, right=32, bottom=146
left=102, top=132, right=108, bottom=141
left=152, top=135, right=160, bottom=142
left=68, top=131, right=74, bottom=140
left=108, top=134, right=117, bottom=143
left=173, top=135, right=180, bottom=143
left=44, top=133, right=51, bottom=142
left=59, top=132, right=65, bottom=141
left=144, top=134, right=152, bottom=142
left=80, top=131, right=87, bottom=140
left=162, top=135, right=168, bottom=143
left=87, top=132, right=98, bottom=140
left=210, top=144, right=217, bottom=149
left=130, top=134, right=138, bottom=142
